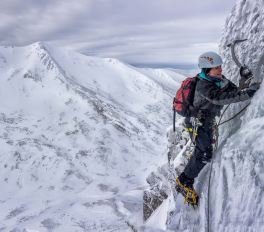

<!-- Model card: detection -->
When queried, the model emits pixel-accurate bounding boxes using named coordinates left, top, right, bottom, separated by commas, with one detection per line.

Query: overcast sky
left=0, top=0, right=237, bottom=68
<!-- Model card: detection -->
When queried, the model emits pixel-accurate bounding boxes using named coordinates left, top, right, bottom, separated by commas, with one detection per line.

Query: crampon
left=175, top=177, right=199, bottom=208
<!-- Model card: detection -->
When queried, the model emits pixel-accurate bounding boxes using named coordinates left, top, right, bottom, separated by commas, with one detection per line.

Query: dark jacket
left=193, top=73, right=252, bottom=117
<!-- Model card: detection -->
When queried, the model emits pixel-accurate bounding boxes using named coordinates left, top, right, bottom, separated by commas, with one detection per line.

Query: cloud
left=0, top=0, right=237, bottom=66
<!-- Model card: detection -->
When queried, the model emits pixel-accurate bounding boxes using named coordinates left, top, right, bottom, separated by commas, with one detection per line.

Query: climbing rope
left=217, top=103, right=250, bottom=127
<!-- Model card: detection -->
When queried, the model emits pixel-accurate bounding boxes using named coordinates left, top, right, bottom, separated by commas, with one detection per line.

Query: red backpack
left=173, top=76, right=198, bottom=117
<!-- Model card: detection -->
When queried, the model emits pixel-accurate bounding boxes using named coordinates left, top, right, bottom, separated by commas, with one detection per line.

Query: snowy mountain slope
left=164, top=0, right=264, bottom=231
left=0, top=42, right=185, bottom=231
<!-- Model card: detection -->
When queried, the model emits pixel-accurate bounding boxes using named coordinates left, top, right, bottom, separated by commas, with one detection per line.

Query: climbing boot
left=175, top=176, right=199, bottom=207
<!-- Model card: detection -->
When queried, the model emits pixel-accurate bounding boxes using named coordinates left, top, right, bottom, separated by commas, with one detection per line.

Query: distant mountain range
left=0, top=42, right=185, bottom=231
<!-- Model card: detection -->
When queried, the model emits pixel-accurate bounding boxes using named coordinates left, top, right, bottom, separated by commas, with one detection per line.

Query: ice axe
left=227, top=39, right=247, bottom=68
left=227, top=39, right=253, bottom=83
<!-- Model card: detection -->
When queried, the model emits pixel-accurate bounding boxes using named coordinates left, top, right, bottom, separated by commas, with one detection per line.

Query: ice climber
left=175, top=51, right=261, bottom=206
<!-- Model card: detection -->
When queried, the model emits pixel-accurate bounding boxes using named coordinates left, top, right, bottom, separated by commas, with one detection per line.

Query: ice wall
left=211, top=0, right=264, bottom=231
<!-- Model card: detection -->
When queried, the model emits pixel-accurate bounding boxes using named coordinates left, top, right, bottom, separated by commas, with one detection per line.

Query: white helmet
left=198, top=51, right=223, bottom=68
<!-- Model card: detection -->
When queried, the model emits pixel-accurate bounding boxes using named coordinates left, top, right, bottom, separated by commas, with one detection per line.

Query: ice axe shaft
left=173, top=108, right=176, bottom=132
left=227, top=39, right=247, bottom=68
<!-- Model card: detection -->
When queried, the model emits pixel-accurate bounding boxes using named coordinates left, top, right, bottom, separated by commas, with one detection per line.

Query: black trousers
left=184, top=118, right=214, bottom=180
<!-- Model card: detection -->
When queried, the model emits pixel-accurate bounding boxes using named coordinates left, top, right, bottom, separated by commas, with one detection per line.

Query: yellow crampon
left=176, top=178, right=199, bottom=207
left=183, top=187, right=198, bottom=206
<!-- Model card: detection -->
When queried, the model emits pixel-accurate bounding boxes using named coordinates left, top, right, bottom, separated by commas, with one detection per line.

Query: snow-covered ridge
left=0, top=42, right=185, bottom=231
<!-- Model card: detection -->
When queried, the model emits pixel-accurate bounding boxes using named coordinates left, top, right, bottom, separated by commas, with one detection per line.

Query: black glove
left=240, top=66, right=253, bottom=79
left=247, top=82, right=261, bottom=97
